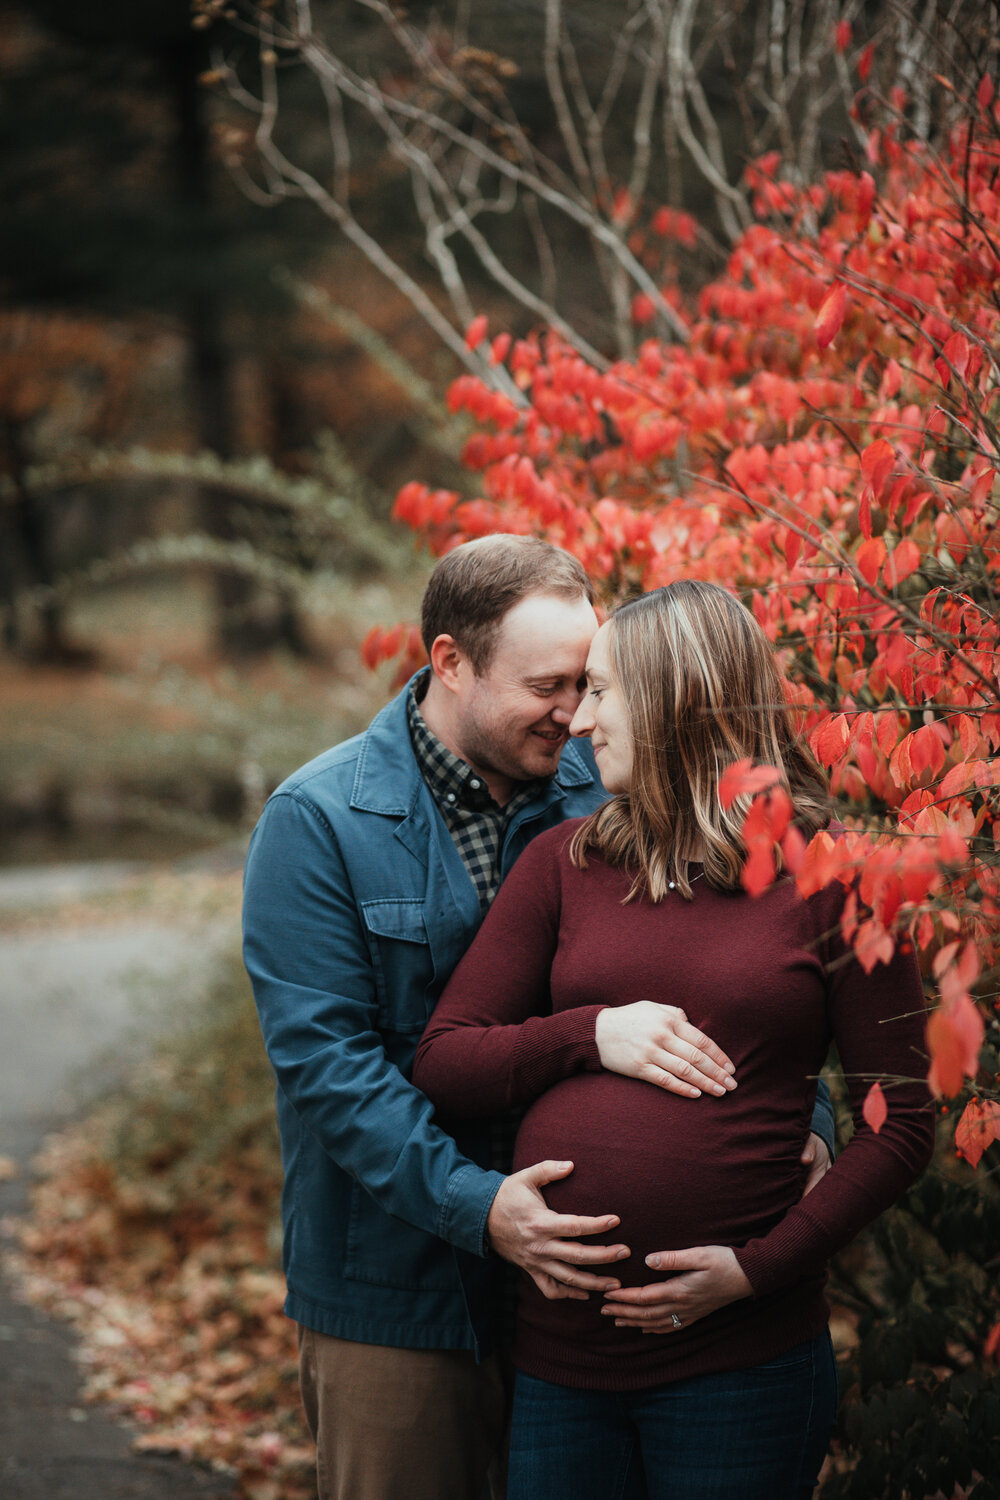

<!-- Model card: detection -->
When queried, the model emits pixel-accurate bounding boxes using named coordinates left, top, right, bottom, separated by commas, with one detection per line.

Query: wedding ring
left=671, top=1313, right=683, bottom=1329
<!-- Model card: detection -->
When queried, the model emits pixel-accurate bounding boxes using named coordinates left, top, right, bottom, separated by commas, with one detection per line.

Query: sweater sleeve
left=733, top=886, right=936, bottom=1296
left=413, top=830, right=605, bottom=1116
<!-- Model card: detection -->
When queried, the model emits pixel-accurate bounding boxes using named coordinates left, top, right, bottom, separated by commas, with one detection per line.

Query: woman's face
left=569, top=622, right=634, bottom=794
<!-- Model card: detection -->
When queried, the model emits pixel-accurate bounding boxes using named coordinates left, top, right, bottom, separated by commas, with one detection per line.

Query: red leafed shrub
left=384, top=88, right=1000, bottom=1166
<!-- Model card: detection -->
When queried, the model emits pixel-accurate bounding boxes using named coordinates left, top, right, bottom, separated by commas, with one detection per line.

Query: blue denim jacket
left=243, top=680, right=836, bottom=1357
left=243, top=680, right=609, bottom=1354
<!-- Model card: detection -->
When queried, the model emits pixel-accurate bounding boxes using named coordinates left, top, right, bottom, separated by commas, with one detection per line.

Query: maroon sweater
left=414, top=821, right=935, bottom=1391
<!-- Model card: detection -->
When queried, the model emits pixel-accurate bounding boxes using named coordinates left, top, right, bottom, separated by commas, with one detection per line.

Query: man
left=243, top=535, right=833, bottom=1500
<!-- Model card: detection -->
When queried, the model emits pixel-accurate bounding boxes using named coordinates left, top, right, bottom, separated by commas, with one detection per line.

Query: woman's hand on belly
left=600, top=1245, right=753, bottom=1333
left=595, top=1002, right=737, bottom=1099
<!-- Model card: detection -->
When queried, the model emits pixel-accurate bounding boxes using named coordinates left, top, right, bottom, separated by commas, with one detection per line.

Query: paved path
left=0, top=861, right=240, bottom=1498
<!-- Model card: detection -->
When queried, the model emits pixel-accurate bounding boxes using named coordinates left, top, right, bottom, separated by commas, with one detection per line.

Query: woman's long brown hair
left=569, top=581, right=830, bottom=900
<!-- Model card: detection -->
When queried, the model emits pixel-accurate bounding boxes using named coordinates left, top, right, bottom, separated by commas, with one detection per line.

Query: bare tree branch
left=208, top=0, right=995, bottom=376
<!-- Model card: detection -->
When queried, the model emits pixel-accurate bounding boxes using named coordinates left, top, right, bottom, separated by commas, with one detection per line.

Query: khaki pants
left=297, top=1326, right=509, bottom=1500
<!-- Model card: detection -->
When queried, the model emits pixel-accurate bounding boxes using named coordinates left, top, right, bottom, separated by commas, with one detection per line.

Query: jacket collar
left=350, top=673, right=595, bottom=817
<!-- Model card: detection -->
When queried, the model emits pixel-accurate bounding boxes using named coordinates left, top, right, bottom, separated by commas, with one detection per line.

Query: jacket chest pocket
left=360, top=898, right=435, bottom=1034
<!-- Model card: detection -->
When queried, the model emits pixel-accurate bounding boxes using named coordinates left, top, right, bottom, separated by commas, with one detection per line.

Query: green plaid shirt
left=407, top=671, right=546, bottom=911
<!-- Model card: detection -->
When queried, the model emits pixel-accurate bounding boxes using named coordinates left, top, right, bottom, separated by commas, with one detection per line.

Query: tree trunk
left=1, top=418, right=92, bottom=663
left=162, top=38, right=304, bottom=657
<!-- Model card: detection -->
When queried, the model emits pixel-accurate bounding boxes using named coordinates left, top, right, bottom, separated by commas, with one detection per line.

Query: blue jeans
left=507, top=1331, right=838, bottom=1500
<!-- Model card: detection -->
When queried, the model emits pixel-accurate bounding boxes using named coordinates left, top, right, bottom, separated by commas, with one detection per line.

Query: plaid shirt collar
left=407, top=671, right=499, bottom=815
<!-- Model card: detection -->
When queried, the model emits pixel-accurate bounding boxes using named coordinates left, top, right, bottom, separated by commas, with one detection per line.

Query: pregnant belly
left=513, top=1072, right=805, bottom=1286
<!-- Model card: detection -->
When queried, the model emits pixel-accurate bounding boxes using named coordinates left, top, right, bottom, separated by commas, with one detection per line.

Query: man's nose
left=551, top=686, right=585, bottom=727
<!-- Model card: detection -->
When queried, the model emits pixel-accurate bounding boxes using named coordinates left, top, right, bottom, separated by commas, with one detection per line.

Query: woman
left=413, top=581, right=935, bottom=1500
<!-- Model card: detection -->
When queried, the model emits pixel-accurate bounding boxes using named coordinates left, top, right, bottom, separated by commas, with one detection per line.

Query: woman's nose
left=569, top=698, right=594, bottom=737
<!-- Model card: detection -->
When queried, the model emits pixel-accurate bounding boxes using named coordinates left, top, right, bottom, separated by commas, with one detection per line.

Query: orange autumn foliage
left=382, top=82, right=1000, bottom=1162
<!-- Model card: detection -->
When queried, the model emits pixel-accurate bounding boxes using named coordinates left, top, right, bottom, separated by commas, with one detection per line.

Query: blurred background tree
left=0, top=0, right=442, bottom=667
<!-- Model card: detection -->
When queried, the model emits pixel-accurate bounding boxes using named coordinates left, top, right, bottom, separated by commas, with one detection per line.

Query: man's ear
left=429, top=634, right=466, bottom=694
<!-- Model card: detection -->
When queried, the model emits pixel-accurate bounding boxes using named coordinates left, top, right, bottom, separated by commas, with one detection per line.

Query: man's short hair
left=421, top=534, right=594, bottom=676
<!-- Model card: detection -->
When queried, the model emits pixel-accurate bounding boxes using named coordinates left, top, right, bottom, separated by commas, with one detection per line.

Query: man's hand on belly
left=595, top=1002, right=737, bottom=1099
left=487, top=1159, right=631, bottom=1302
left=600, top=1245, right=753, bottom=1333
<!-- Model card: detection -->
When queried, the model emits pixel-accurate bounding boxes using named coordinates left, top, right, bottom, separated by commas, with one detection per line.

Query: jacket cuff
left=809, top=1077, right=836, bottom=1160
left=438, top=1163, right=506, bottom=1257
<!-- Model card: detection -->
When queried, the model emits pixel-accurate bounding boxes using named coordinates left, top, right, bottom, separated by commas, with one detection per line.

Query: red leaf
left=974, top=758, right=1000, bottom=788
left=380, top=623, right=403, bottom=660
left=939, top=762, right=975, bottom=797
left=876, top=712, right=900, bottom=756
left=360, top=625, right=384, bottom=671
left=858, top=43, right=875, bottom=82
left=781, top=823, right=807, bottom=874
left=885, top=538, right=921, bottom=586
left=741, top=839, right=776, bottom=898
left=631, top=294, right=656, bottom=325
left=812, top=714, right=851, bottom=768
left=855, top=171, right=876, bottom=224
left=955, top=1099, right=1000, bottom=1168
left=881, top=358, right=902, bottom=398
left=718, top=759, right=781, bottom=808
left=834, top=19, right=852, bottom=53
left=949, top=991, right=985, bottom=1077
left=938, top=824, right=968, bottom=864
left=815, top=282, right=848, bottom=349
left=978, top=73, right=995, bottom=112
left=926, top=1009, right=967, bottom=1096
left=909, top=725, right=945, bottom=778
left=783, top=527, right=801, bottom=570
left=360, top=624, right=404, bottom=671
left=969, top=466, right=996, bottom=508
left=754, top=151, right=782, bottom=181
left=860, top=438, right=894, bottom=496
left=856, top=537, right=886, bottom=585
left=957, top=940, right=981, bottom=990
left=854, top=918, right=895, bottom=973
left=796, top=830, right=839, bottom=898
left=767, top=786, right=793, bottom=842
left=942, top=330, right=971, bottom=381
left=464, top=314, right=489, bottom=349
left=862, top=1081, right=888, bottom=1134
left=841, top=888, right=859, bottom=942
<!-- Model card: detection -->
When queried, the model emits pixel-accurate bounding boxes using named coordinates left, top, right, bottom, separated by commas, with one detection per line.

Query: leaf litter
left=1, top=953, right=317, bottom=1499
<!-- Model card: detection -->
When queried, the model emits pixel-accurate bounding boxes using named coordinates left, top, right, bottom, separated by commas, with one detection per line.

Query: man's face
left=453, top=592, right=598, bottom=788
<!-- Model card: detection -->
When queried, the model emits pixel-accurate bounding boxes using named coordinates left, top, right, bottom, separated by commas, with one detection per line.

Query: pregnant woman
left=413, top=580, right=935, bottom=1500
